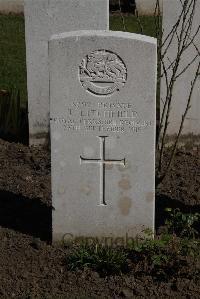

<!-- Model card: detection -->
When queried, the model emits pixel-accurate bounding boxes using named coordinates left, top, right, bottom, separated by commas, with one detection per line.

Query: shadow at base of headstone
left=0, top=189, right=52, bottom=243
left=0, top=131, right=29, bottom=145
left=156, top=194, right=200, bottom=234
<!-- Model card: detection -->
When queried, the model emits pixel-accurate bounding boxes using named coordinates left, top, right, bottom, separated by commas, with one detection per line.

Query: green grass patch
left=66, top=244, right=128, bottom=276
left=110, top=15, right=157, bottom=37
left=0, top=15, right=27, bottom=106
left=65, top=234, right=200, bottom=278
left=65, top=209, right=200, bottom=277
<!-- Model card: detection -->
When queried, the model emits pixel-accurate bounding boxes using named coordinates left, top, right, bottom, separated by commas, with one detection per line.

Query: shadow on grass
left=0, top=89, right=29, bottom=145
left=0, top=189, right=52, bottom=242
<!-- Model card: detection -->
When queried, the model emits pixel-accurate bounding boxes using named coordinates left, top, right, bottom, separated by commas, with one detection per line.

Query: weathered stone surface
left=0, top=0, right=23, bottom=13
left=50, top=31, right=157, bottom=241
left=135, top=0, right=161, bottom=16
left=24, top=0, right=109, bottom=145
left=161, top=0, right=200, bottom=135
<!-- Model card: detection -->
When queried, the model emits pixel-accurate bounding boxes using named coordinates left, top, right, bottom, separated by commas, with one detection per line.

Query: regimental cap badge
left=79, top=50, right=127, bottom=96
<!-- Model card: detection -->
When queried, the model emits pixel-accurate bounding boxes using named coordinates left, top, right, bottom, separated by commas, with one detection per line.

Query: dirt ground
left=0, top=138, right=199, bottom=298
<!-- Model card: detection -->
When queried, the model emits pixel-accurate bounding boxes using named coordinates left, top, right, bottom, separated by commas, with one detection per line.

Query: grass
left=66, top=244, right=128, bottom=276
left=0, top=14, right=156, bottom=109
left=110, top=15, right=157, bottom=37
left=0, top=14, right=27, bottom=106
left=65, top=234, right=200, bottom=278
left=65, top=209, right=200, bottom=278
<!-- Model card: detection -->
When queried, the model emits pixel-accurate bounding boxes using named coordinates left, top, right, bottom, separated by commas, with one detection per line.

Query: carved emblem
left=79, top=50, right=127, bottom=96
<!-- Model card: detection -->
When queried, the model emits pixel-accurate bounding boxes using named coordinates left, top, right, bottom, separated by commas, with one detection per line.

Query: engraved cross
left=80, top=136, right=126, bottom=206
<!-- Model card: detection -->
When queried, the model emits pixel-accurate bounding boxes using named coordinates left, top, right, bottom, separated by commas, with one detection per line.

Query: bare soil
left=0, top=138, right=199, bottom=298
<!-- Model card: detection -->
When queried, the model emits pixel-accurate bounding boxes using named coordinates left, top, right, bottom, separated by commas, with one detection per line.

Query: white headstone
left=24, top=0, right=109, bottom=145
left=135, top=0, right=162, bottom=16
left=161, top=0, right=200, bottom=135
left=50, top=31, right=157, bottom=242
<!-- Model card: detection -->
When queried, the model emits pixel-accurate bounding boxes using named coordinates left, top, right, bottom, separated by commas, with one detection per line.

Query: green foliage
left=0, top=15, right=27, bottom=105
left=129, top=234, right=169, bottom=253
left=151, top=254, right=169, bottom=267
left=128, top=233, right=173, bottom=267
left=127, top=231, right=200, bottom=276
left=66, top=244, right=128, bottom=276
left=110, top=15, right=157, bottom=37
left=165, top=208, right=200, bottom=238
left=180, top=238, right=200, bottom=257
left=65, top=228, right=200, bottom=278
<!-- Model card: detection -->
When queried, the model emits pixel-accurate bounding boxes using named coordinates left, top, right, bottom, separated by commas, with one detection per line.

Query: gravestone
left=50, top=31, right=157, bottom=241
left=24, top=0, right=109, bottom=145
left=161, top=0, right=200, bottom=135
left=135, top=0, right=160, bottom=16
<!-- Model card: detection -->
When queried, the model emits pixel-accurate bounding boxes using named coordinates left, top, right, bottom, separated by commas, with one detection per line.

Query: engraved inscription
left=80, top=136, right=126, bottom=206
left=50, top=99, right=153, bottom=134
left=79, top=50, right=127, bottom=96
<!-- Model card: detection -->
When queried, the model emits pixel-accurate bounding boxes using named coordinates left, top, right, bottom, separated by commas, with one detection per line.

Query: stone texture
left=135, top=0, right=162, bottom=16
left=0, top=0, right=23, bottom=13
left=161, top=0, right=200, bottom=135
left=50, top=30, right=157, bottom=241
left=24, top=0, right=109, bottom=145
